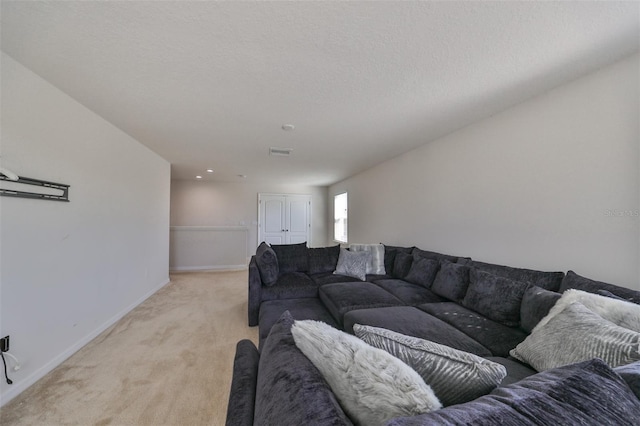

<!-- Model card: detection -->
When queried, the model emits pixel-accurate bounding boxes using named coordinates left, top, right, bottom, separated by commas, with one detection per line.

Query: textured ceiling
left=2, top=1, right=638, bottom=185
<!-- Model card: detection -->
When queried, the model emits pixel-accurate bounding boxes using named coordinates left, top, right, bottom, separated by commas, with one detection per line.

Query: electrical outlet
left=0, top=335, right=9, bottom=352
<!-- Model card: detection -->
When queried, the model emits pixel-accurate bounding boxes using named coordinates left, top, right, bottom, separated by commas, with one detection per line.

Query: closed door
left=259, top=194, right=311, bottom=246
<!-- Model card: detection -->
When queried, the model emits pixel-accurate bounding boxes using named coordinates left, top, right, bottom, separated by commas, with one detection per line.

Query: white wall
left=330, top=54, right=639, bottom=290
left=0, top=54, right=171, bottom=405
left=170, top=180, right=328, bottom=259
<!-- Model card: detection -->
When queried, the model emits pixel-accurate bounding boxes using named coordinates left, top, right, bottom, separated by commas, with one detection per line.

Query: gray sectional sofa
left=227, top=242, right=640, bottom=425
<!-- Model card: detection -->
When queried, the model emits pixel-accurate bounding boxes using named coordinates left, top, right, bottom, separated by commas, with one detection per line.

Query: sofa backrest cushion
left=308, top=245, right=340, bottom=275
left=382, top=244, right=413, bottom=275
left=465, top=260, right=564, bottom=292
left=255, top=242, right=279, bottom=286
left=392, top=251, right=414, bottom=279
left=386, top=359, right=640, bottom=426
left=404, top=257, right=441, bottom=288
left=559, top=270, right=640, bottom=304
left=254, top=311, right=353, bottom=426
left=463, top=269, right=530, bottom=327
left=431, top=262, right=470, bottom=302
left=519, top=286, right=561, bottom=333
left=270, top=242, right=309, bottom=274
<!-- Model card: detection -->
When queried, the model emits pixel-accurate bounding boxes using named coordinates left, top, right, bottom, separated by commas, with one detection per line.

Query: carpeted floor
left=0, top=270, right=258, bottom=426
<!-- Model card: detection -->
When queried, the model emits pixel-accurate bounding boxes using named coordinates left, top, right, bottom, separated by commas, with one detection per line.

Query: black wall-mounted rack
left=0, top=175, right=70, bottom=202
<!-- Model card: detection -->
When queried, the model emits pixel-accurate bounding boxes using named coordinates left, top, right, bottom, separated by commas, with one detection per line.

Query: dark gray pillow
left=392, top=252, right=413, bottom=279
left=404, top=257, right=440, bottom=288
left=254, top=311, right=352, bottom=425
left=463, top=269, right=530, bottom=327
left=270, top=242, right=309, bottom=273
left=255, top=242, right=279, bottom=286
left=308, top=245, right=340, bottom=275
left=520, top=286, right=561, bottom=333
left=382, top=244, right=413, bottom=275
left=431, top=262, right=470, bottom=302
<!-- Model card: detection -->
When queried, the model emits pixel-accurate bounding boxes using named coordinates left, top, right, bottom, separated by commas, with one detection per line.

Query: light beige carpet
left=0, top=270, right=258, bottom=426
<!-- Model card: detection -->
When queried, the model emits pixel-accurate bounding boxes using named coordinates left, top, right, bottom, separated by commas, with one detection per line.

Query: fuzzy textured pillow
left=510, top=301, right=640, bottom=372
left=404, top=257, right=441, bottom=289
left=292, top=320, right=441, bottom=425
left=349, top=243, right=386, bottom=275
left=535, top=289, right=640, bottom=333
left=354, top=324, right=507, bottom=406
left=333, top=249, right=370, bottom=281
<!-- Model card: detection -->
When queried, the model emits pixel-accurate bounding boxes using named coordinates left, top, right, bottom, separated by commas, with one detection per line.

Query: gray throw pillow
left=354, top=324, right=507, bottom=407
left=255, top=242, right=279, bottom=286
left=430, top=261, right=470, bottom=302
left=292, top=320, right=441, bottom=425
left=349, top=243, right=386, bottom=275
left=334, top=249, right=370, bottom=281
left=520, top=286, right=561, bottom=333
left=463, top=269, right=530, bottom=327
left=510, top=301, right=640, bottom=372
left=404, top=257, right=440, bottom=288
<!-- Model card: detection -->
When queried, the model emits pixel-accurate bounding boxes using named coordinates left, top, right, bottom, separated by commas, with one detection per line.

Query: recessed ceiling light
left=206, top=169, right=214, bottom=173
left=281, top=124, right=295, bottom=131
left=196, top=175, right=202, bottom=179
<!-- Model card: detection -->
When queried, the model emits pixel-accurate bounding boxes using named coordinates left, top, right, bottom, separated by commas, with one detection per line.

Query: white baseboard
left=170, top=264, right=248, bottom=272
left=0, top=277, right=171, bottom=407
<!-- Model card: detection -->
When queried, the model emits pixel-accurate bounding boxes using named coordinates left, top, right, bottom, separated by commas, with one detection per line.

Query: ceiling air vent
left=269, top=147, right=293, bottom=157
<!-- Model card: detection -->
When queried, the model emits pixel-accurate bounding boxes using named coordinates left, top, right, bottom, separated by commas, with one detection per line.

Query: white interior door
left=259, top=194, right=311, bottom=246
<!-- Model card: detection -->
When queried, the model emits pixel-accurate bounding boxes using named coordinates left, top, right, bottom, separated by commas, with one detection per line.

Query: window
left=334, top=192, right=348, bottom=243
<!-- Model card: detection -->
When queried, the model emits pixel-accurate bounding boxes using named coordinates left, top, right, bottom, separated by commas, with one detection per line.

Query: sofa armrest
left=248, top=256, right=262, bottom=326
left=225, top=339, right=260, bottom=426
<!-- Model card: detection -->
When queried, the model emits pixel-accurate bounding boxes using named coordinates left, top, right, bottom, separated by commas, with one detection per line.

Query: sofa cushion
left=255, top=242, right=279, bottom=286
left=292, top=320, right=441, bottom=425
left=392, top=251, right=413, bottom=279
left=343, top=306, right=492, bottom=357
left=254, top=311, right=353, bottom=425
left=334, top=248, right=370, bottom=281
left=260, top=272, right=318, bottom=301
left=559, top=270, right=640, bottom=303
left=412, top=247, right=459, bottom=263
left=404, top=257, right=440, bottom=288
left=354, top=325, right=507, bottom=407
left=510, top=301, right=640, bottom=372
left=372, top=279, right=445, bottom=305
left=319, top=281, right=405, bottom=325
left=431, top=262, right=470, bottom=302
left=270, top=242, right=309, bottom=273
left=536, top=288, right=640, bottom=333
left=615, top=361, right=640, bottom=400
left=386, top=359, right=640, bottom=426
left=463, top=269, right=530, bottom=327
left=308, top=245, right=340, bottom=275
left=520, top=286, right=562, bottom=333
left=465, top=260, right=564, bottom=292
left=382, top=244, right=413, bottom=275
left=418, top=302, right=528, bottom=357
left=484, top=356, right=536, bottom=387
left=349, top=243, right=386, bottom=275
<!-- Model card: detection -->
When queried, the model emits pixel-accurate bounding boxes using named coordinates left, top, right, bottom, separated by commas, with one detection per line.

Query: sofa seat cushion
left=386, top=359, right=640, bottom=426
left=319, top=281, right=405, bottom=325
left=254, top=311, right=353, bottom=425
left=418, top=303, right=528, bottom=357
left=372, top=279, right=446, bottom=305
left=261, top=272, right=318, bottom=301
left=559, top=270, right=640, bottom=303
left=462, top=259, right=564, bottom=292
left=484, top=357, right=536, bottom=387
left=258, top=298, right=338, bottom=349
left=343, top=306, right=492, bottom=357
left=310, top=272, right=359, bottom=286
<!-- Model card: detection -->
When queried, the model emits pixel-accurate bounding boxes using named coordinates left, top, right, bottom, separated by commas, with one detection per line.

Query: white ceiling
left=2, top=1, right=638, bottom=185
